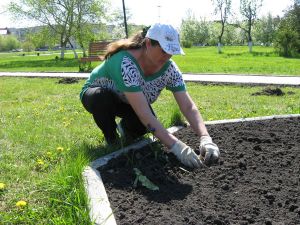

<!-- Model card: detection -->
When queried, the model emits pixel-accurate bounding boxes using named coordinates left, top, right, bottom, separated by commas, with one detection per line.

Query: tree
left=239, top=0, right=263, bottom=52
left=274, top=1, right=300, bottom=56
left=212, top=0, right=232, bottom=53
left=180, top=10, right=210, bottom=46
left=29, top=27, right=58, bottom=50
left=253, top=13, right=279, bottom=46
left=223, top=24, right=241, bottom=45
left=0, top=35, right=20, bottom=51
left=73, top=0, right=108, bottom=57
left=108, top=8, right=134, bottom=40
left=9, top=0, right=108, bottom=59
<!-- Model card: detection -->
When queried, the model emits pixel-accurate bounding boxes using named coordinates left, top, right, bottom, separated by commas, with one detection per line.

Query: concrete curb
left=183, top=74, right=300, bottom=86
left=82, top=114, right=300, bottom=225
left=1, top=72, right=300, bottom=86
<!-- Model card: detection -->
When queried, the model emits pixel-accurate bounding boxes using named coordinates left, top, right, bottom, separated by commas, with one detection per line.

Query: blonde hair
left=104, top=27, right=159, bottom=59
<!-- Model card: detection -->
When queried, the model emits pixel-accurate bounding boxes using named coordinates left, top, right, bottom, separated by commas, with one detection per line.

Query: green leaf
left=133, top=168, right=159, bottom=191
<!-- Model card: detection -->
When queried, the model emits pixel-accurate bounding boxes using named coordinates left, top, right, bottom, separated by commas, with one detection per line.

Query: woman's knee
left=82, top=88, right=117, bottom=113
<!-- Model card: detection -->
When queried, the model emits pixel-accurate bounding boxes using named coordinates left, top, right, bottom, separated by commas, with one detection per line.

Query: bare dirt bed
left=99, top=116, right=300, bottom=225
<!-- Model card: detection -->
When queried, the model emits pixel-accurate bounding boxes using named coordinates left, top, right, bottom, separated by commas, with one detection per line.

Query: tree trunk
left=68, top=40, right=78, bottom=59
left=218, top=42, right=222, bottom=53
left=248, top=41, right=253, bottom=53
left=60, top=46, right=65, bottom=59
left=79, top=41, right=87, bottom=57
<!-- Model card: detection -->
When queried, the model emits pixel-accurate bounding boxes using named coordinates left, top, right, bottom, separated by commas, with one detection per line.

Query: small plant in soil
left=133, top=168, right=159, bottom=191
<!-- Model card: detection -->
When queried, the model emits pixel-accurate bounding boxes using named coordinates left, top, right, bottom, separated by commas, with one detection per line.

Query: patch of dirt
left=57, top=77, right=79, bottom=84
left=99, top=117, right=300, bottom=225
left=251, top=87, right=285, bottom=96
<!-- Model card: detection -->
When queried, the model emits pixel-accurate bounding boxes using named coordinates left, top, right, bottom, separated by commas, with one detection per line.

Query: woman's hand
left=199, top=136, right=220, bottom=165
left=169, top=140, right=203, bottom=168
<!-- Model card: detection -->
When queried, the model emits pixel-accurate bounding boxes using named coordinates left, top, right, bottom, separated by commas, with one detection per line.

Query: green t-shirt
left=80, top=50, right=186, bottom=104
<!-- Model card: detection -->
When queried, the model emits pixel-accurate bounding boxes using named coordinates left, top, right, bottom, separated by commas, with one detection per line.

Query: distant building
left=0, top=28, right=11, bottom=35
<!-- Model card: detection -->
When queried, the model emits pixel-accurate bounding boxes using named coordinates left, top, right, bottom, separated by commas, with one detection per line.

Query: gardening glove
left=169, top=140, right=202, bottom=168
left=199, top=136, right=220, bottom=165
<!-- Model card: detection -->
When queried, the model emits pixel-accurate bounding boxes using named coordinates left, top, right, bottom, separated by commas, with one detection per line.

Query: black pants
left=81, top=87, right=152, bottom=144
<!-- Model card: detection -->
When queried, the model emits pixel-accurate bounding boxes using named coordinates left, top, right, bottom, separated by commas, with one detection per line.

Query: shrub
left=0, top=35, right=20, bottom=51
left=181, top=40, right=193, bottom=48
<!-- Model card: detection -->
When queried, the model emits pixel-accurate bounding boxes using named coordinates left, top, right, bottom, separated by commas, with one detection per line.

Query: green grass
left=0, top=52, right=79, bottom=72
left=172, top=46, right=300, bottom=76
left=1, top=77, right=299, bottom=224
left=0, top=46, right=299, bottom=75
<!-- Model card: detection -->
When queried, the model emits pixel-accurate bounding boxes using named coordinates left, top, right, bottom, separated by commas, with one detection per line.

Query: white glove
left=199, top=136, right=220, bottom=165
left=170, top=140, right=202, bottom=168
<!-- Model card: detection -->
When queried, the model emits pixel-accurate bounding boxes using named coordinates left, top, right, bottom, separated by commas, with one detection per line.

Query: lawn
left=0, top=46, right=299, bottom=75
left=1, top=77, right=299, bottom=224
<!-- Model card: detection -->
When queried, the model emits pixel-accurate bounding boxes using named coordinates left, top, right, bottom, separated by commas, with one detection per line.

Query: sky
left=0, top=0, right=294, bottom=29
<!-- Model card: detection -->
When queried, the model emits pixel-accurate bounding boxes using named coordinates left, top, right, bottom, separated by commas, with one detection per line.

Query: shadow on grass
left=225, top=51, right=300, bottom=58
left=80, top=141, right=122, bottom=162
left=0, top=58, right=79, bottom=69
left=225, top=51, right=276, bottom=57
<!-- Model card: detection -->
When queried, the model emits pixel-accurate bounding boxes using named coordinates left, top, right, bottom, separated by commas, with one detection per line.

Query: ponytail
left=104, top=26, right=159, bottom=59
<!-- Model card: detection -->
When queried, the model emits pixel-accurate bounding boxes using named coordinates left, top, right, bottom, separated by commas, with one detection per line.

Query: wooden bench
left=80, top=41, right=111, bottom=62
left=79, top=40, right=111, bottom=71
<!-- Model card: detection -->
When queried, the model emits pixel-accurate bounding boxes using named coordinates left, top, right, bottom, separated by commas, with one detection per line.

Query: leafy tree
left=73, top=0, right=109, bottom=57
left=212, top=0, right=232, bottom=53
left=274, top=1, right=300, bottom=56
left=29, top=27, right=58, bottom=50
left=9, top=0, right=108, bottom=59
left=180, top=10, right=210, bottom=46
left=239, top=0, right=263, bottom=52
left=108, top=8, right=134, bottom=40
left=253, top=13, right=279, bottom=46
left=21, top=41, right=35, bottom=52
left=0, top=35, right=20, bottom=51
left=223, top=25, right=241, bottom=45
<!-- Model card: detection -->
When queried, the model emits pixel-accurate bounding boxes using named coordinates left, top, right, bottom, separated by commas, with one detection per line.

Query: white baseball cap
left=145, top=23, right=185, bottom=55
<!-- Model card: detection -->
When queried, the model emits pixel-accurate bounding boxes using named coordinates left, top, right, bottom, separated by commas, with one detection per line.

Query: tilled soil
left=99, top=116, right=300, bottom=225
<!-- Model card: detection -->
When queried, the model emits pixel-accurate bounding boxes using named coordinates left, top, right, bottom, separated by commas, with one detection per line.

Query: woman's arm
left=124, top=91, right=203, bottom=168
left=124, top=91, right=178, bottom=148
left=173, top=91, right=210, bottom=137
left=173, top=91, right=221, bottom=165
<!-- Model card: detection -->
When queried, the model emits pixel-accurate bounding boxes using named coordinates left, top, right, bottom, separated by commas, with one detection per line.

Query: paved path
left=0, top=71, right=300, bottom=86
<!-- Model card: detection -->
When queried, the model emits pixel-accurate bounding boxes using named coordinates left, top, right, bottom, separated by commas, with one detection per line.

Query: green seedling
left=133, top=168, right=159, bottom=191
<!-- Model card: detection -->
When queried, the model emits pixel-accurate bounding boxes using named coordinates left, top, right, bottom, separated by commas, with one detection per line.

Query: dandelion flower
left=57, top=147, right=64, bottom=152
left=37, top=159, right=45, bottom=165
left=16, top=200, right=27, bottom=208
left=0, top=182, right=6, bottom=190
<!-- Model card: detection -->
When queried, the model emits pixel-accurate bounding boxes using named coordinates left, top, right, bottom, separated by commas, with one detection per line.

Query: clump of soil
left=252, top=86, right=285, bottom=96
left=99, top=117, right=300, bottom=225
left=57, top=77, right=79, bottom=84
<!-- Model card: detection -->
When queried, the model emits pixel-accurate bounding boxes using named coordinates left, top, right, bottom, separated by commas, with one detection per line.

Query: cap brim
left=161, top=44, right=185, bottom=55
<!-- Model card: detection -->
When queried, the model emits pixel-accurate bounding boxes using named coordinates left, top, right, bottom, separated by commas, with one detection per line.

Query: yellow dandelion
left=57, top=147, right=64, bottom=152
left=16, top=200, right=27, bottom=208
left=58, top=107, right=65, bottom=112
left=37, top=159, right=45, bottom=165
left=16, top=115, right=21, bottom=119
left=0, top=182, right=6, bottom=190
left=63, top=121, right=70, bottom=127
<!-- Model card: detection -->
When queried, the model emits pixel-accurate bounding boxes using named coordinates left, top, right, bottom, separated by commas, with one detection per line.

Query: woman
left=80, top=23, right=220, bottom=168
